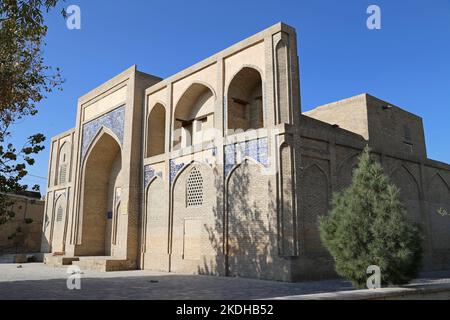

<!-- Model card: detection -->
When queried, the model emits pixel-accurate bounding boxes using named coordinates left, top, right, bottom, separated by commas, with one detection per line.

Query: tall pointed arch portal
left=77, top=130, right=122, bottom=256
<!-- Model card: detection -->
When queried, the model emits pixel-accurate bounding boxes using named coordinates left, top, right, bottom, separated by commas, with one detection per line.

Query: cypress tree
left=320, top=146, right=423, bottom=289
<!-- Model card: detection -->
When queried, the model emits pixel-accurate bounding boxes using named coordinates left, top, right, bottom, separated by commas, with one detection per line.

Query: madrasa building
left=42, top=23, right=450, bottom=281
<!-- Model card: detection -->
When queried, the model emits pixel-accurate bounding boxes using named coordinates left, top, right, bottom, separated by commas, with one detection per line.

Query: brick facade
left=42, top=23, right=450, bottom=281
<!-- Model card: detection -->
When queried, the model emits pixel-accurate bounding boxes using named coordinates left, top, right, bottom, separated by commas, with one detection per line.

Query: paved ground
left=0, top=263, right=449, bottom=300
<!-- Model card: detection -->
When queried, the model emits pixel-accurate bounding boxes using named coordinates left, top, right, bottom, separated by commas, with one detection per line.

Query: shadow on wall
left=199, top=160, right=290, bottom=281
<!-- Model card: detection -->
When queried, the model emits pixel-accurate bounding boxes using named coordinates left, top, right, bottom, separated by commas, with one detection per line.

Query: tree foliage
left=0, top=0, right=63, bottom=224
left=320, top=146, right=423, bottom=289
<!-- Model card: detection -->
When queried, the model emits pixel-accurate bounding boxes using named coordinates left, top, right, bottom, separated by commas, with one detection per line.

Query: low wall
left=0, top=194, right=45, bottom=255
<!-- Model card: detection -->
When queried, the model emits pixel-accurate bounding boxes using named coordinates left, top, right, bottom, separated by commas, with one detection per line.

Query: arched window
left=227, top=67, right=263, bottom=133
left=146, top=103, right=166, bottom=157
left=186, top=167, right=204, bottom=207
left=58, top=143, right=70, bottom=185
left=173, top=83, right=215, bottom=150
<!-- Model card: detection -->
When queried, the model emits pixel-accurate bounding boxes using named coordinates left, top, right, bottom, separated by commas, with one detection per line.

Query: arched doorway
left=77, top=131, right=122, bottom=256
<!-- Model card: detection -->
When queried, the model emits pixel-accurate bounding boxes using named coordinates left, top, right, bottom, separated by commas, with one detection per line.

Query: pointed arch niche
left=173, top=83, right=215, bottom=150
left=146, top=103, right=166, bottom=157
left=51, top=194, right=67, bottom=253
left=77, top=130, right=122, bottom=256
left=227, top=67, right=263, bottom=134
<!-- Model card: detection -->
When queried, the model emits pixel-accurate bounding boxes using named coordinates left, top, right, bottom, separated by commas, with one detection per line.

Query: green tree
left=320, top=146, right=423, bottom=289
left=0, top=0, right=64, bottom=224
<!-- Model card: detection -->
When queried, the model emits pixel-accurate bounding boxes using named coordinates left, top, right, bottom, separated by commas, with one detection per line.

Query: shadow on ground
left=0, top=273, right=353, bottom=300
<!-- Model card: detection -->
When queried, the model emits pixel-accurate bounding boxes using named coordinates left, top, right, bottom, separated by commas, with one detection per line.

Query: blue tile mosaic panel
left=144, top=165, right=163, bottom=188
left=257, top=138, right=269, bottom=167
left=81, top=106, right=125, bottom=159
left=224, top=137, right=269, bottom=177
left=224, top=144, right=236, bottom=178
left=169, top=160, right=185, bottom=183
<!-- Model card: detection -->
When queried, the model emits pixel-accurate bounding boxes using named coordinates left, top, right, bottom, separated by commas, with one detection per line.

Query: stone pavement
left=0, top=263, right=449, bottom=300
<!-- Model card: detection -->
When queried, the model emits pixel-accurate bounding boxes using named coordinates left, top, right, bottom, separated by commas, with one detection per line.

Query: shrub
left=320, top=146, right=423, bottom=288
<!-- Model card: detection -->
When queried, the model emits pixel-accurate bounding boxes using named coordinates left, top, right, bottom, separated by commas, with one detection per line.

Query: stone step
left=44, top=254, right=79, bottom=267
left=0, top=253, right=44, bottom=264
left=71, top=256, right=134, bottom=272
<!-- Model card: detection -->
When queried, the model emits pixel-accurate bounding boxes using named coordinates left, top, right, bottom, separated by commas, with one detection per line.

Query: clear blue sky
left=12, top=0, right=450, bottom=192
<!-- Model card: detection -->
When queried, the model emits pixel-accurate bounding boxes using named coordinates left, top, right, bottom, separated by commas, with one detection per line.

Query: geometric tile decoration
left=169, top=147, right=218, bottom=184
left=170, top=160, right=186, bottom=183
left=257, top=138, right=269, bottom=167
left=81, top=105, right=125, bottom=160
left=224, top=137, right=269, bottom=177
left=204, top=147, right=218, bottom=167
left=144, top=165, right=163, bottom=188
left=168, top=138, right=268, bottom=181
left=224, top=144, right=236, bottom=178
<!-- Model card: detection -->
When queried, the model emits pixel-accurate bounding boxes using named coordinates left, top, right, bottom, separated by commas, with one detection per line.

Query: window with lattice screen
left=59, top=163, right=67, bottom=185
left=58, top=142, right=70, bottom=185
left=186, top=168, right=204, bottom=207
left=56, top=206, right=63, bottom=222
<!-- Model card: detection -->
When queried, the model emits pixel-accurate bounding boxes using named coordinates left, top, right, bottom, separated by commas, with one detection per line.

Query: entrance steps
left=71, top=256, right=134, bottom=272
left=44, top=254, right=134, bottom=271
left=44, top=254, right=79, bottom=267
